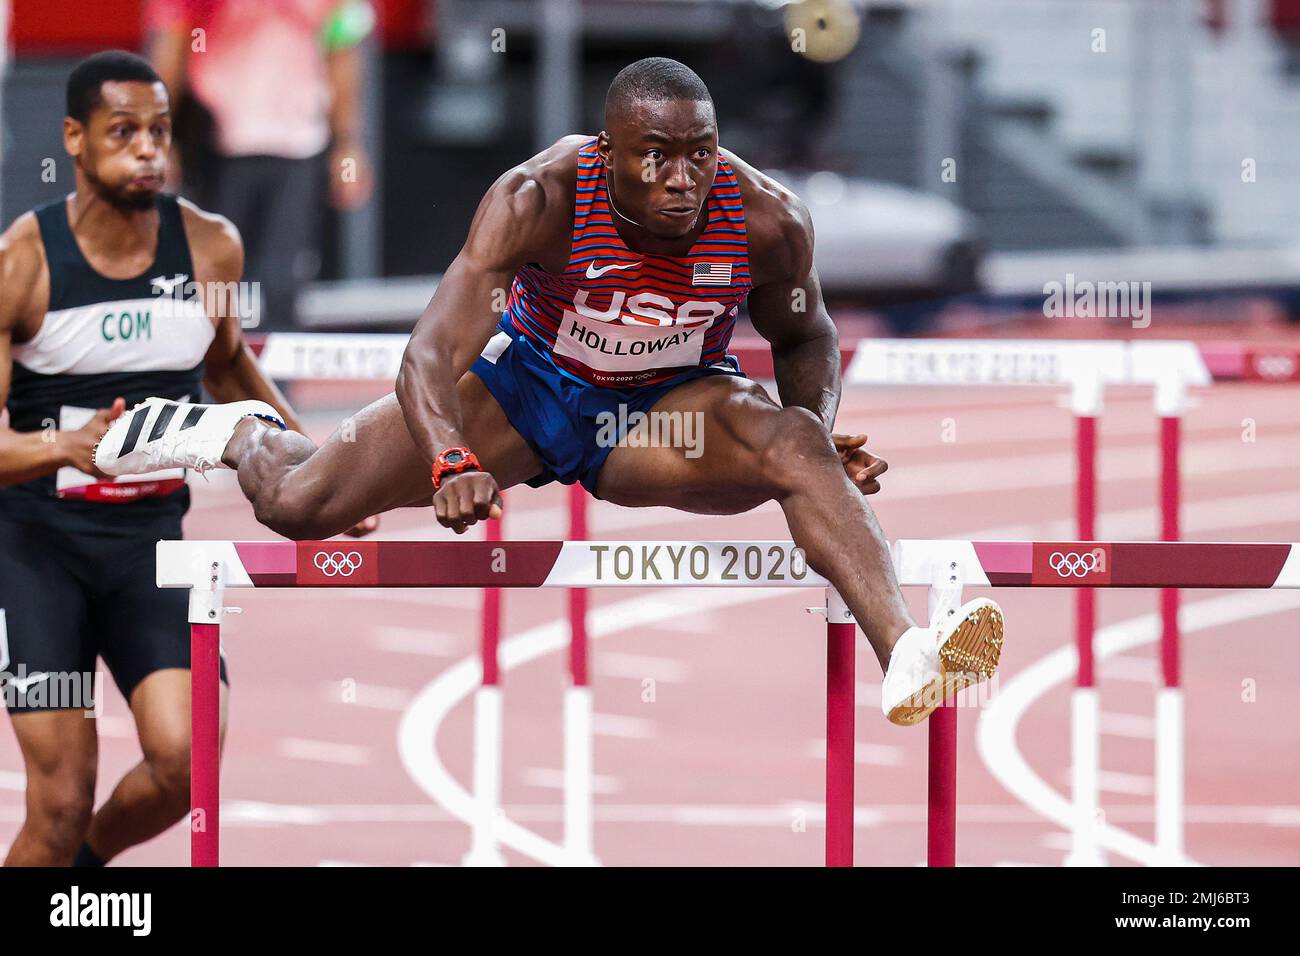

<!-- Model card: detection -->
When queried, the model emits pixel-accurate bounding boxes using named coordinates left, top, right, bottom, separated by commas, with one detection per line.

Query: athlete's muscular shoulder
left=720, top=148, right=814, bottom=287
left=463, top=134, right=586, bottom=275
left=0, top=212, right=50, bottom=340
left=178, top=197, right=243, bottom=284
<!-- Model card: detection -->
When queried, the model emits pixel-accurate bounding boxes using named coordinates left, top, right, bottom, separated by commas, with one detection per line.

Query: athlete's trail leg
left=217, top=374, right=541, bottom=539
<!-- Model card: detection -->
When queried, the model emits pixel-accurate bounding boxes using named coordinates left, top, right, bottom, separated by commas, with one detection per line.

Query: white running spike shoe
left=94, top=398, right=284, bottom=477
left=880, top=597, right=1004, bottom=726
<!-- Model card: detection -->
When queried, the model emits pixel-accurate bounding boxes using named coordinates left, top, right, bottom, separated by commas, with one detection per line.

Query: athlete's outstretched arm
left=746, top=198, right=887, bottom=494
left=396, top=169, right=552, bottom=463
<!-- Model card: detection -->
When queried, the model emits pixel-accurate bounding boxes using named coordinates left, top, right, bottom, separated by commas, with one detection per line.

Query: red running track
left=2, top=379, right=1299, bottom=866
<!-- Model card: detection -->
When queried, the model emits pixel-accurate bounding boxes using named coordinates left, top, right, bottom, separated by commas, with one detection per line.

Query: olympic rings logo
left=1253, top=354, right=1297, bottom=380
left=1049, top=551, right=1100, bottom=578
left=314, top=550, right=364, bottom=577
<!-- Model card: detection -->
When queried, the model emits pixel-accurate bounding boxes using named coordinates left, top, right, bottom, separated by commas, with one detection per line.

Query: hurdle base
left=463, top=685, right=507, bottom=867
left=562, top=685, right=600, bottom=868
left=1062, top=847, right=1107, bottom=867
left=1064, top=688, right=1107, bottom=867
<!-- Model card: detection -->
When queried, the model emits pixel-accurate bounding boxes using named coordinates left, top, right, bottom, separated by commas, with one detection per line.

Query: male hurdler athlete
left=98, top=58, right=1005, bottom=726
left=0, top=51, right=304, bottom=865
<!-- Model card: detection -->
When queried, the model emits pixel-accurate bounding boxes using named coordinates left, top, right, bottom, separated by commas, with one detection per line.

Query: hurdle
left=160, top=537, right=1300, bottom=867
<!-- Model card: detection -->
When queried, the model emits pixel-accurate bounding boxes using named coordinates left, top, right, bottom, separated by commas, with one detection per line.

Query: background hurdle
left=161, top=537, right=1300, bottom=867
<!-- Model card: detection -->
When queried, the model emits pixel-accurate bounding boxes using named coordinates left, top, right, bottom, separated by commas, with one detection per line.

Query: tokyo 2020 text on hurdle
left=157, top=537, right=1300, bottom=867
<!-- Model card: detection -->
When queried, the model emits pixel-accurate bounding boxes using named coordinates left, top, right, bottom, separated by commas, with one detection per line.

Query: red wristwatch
left=431, top=447, right=481, bottom=491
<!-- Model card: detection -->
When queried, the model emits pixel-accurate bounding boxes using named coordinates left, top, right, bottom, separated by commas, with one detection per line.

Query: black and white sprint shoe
left=94, top=397, right=285, bottom=477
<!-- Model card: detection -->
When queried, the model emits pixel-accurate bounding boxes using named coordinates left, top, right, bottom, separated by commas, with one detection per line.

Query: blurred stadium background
left=2, top=0, right=1298, bottom=867
left=5, top=0, right=1300, bottom=334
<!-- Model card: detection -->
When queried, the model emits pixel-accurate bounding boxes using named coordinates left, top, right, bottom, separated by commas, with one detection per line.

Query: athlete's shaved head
left=604, top=57, right=713, bottom=126
left=599, top=59, right=718, bottom=241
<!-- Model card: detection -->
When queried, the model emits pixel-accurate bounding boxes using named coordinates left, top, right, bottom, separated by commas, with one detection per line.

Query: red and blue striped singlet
left=501, top=137, right=752, bottom=388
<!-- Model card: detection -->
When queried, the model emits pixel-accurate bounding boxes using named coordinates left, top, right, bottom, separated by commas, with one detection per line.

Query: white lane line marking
left=362, top=589, right=482, bottom=610
left=224, top=801, right=327, bottom=825
left=645, top=608, right=723, bottom=634
left=1099, top=711, right=1156, bottom=739
left=371, top=627, right=466, bottom=657
left=521, top=768, right=621, bottom=794
left=317, top=858, right=452, bottom=867
left=1093, top=771, right=1154, bottom=796
left=591, top=713, right=655, bottom=739
left=855, top=682, right=882, bottom=707
left=977, top=588, right=1300, bottom=866
left=595, top=652, right=690, bottom=683
left=1038, top=832, right=1075, bottom=852
left=805, top=739, right=905, bottom=767
left=232, top=801, right=1299, bottom=826
left=278, top=738, right=372, bottom=766
left=1098, top=656, right=1159, bottom=683
left=4, top=797, right=1298, bottom=831
left=323, top=681, right=411, bottom=711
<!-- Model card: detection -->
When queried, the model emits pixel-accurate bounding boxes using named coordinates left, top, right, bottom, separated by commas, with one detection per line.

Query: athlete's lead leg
left=596, top=374, right=1003, bottom=725
left=597, top=375, right=914, bottom=668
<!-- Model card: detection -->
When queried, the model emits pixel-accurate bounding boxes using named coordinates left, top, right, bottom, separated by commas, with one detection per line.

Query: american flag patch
left=692, top=261, right=732, bottom=286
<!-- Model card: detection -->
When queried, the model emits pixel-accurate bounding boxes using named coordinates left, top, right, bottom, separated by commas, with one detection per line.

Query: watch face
left=444, top=451, right=465, bottom=465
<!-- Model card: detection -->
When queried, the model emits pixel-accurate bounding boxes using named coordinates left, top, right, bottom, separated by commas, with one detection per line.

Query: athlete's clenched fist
left=434, top=471, right=503, bottom=534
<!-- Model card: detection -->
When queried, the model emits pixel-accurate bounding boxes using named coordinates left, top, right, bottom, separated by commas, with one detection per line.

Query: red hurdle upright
left=190, top=622, right=221, bottom=868
left=1066, top=368, right=1105, bottom=866
left=563, top=483, right=598, bottom=865
left=1155, top=372, right=1189, bottom=864
left=187, top=557, right=227, bottom=869
left=824, top=588, right=856, bottom=866
left=462, top=505, right=508, bottom=866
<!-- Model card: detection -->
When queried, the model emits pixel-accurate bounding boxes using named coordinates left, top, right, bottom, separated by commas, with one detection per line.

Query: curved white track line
left=977, top=589, right=1300, bottom=866
left=397, top=589, right=798, bottom=866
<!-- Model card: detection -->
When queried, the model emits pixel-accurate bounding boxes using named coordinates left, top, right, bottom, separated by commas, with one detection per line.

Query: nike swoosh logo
left=7, top=672, right=49, bottom=693
left=585, top=260, right=639, bottom=279
left=151, top=274, right=189, bottom=294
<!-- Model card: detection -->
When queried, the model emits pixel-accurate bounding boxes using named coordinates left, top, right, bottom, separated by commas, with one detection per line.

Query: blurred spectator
left=147, top=0, right=376, bottom=330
